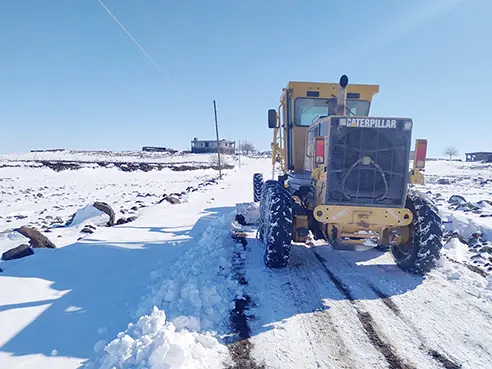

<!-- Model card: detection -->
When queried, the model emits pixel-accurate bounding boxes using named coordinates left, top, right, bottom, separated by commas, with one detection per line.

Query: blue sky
left=1, top=0, right=490, bottom=158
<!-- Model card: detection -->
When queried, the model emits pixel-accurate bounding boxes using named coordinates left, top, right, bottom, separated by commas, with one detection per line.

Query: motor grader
left=233, top=75, right=442, bottom=275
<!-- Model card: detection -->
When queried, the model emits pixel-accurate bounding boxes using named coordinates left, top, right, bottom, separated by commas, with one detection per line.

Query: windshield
left=294, top=98, right=371, bottom=126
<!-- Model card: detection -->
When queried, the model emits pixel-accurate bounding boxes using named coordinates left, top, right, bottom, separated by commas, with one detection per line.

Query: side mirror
left=268, top=109, right=278, bottom=129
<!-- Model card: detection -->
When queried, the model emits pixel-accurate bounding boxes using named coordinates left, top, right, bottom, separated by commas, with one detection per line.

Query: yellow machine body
left=271, top=81, right=380, bottom=174
left=268, top=77, right=426, bottom=248
left=312, top=204, right=413, bottom=246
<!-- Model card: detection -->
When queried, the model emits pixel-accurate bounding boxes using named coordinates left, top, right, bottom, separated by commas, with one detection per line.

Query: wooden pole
left=213, top=100, right=222, bottom=179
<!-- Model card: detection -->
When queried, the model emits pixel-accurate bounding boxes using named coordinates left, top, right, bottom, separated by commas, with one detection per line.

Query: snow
left=68, top=204, right=108, bottom=227
left=0, top=165, right=220, bottom=258
left=1, top=157, right=492, bottom=369
left=82, top=160, right=270, bottom=369
left=134, top=214, right=242, bottom=331
left=0, top=150, right=227, bottom=165
left=487, top=275, right=492, bottom=290
left=412, top=160, right=492, bottom=276
left=0, top=156, right=269, bottom=369
left=86, top=307, right=229, bottom=369
left=443, top=237, right=469, bottom=263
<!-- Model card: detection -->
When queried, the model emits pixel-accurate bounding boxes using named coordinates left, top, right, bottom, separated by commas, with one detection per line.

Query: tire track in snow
left=282, top=256, right=358, bottom=369
left=443, top=255, right=488, bottom=278
left=372, top=258, right=492, bottom=322
left=315, top=248, right=464, bottom=369
left=427, top=350, right=462, bottom=369
left=313, top=252, right=417, bottom=369
left=227, top=238, right=265, bottom=369
left=366, top=283, right=402, bottom=315
left=366, top=283, right=462, bottom=369
left=241, top=239, right=365, bottom=368
left=236, top=234, right=473, bottom=368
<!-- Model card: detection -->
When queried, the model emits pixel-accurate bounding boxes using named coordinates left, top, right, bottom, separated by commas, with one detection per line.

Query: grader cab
left=233, top=75, right=442, bottom=275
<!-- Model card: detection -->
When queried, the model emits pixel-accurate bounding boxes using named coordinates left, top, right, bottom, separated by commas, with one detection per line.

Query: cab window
left=294, top=98, right=370, bottom=126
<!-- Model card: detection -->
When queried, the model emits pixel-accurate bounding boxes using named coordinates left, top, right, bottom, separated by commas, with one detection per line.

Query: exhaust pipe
left=336, top=75, right=349, bottom=116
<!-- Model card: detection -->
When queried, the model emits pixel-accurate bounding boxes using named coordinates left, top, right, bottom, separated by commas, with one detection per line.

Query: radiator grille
left=326, top=122, right=411, bottom=207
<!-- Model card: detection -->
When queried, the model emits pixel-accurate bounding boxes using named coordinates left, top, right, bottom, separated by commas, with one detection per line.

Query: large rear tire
left=253, top=173, right=263, bottom=202
left=391, top=190, right=443, bottom=275
left=259, top=180, right=293, bottom=268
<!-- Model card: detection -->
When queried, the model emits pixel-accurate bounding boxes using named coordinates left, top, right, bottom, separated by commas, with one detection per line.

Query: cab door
left=304, top=125, right=319, bottom=172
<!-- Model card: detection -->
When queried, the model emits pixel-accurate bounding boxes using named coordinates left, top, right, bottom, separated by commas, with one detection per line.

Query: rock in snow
left=15, top=226, right=56, bottom=248
left=116, top=216, right=138, bottom=225
left=93, top=202, right=115, bottom=226
left=81, top=226, right=95, bottom=234
left=159, top=195, right=181, bottom=205
left=448, top=194, right=467, bottom=206
left=2, top=244, right=34, bottom=261
left=437, top=178, right=451, bottom=185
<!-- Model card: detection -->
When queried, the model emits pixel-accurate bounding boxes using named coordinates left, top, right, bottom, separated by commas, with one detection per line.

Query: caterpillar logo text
left=340, top=118, right=397, bottom=129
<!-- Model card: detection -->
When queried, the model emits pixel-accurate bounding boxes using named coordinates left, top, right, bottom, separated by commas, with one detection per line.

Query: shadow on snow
left=0, top=206, right=234, bottom=366
left=0, top=203, right=425, bottom=364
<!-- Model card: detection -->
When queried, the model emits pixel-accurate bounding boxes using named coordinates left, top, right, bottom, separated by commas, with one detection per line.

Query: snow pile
left=86, top=307, right=228, bottom=369
left=86, top=213, right=241, bottom=368
left=441, top=208, right=492, bottom=241
left=135, top=214, right=242, bottom=331
left=443, top=237, right=470, bottom=263
left=438, top=211, right=492, bottom=275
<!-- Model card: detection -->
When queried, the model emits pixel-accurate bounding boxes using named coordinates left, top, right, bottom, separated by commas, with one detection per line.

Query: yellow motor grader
left=233, top=75, right=441, bottom=275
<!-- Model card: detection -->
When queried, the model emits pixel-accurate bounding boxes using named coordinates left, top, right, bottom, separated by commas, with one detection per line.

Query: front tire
left=391, top=190, right=443, bottom=275
left=253, top=173, right=264, bottom=202
left=259, top=180, right=293, bottom=268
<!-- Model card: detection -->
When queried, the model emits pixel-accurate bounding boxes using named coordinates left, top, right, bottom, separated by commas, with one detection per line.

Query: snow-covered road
left=240, top=161, right=492, bottom=369
left=1, top=157, right=491, bottom=369
left=243, top=238, right=492, bottom=369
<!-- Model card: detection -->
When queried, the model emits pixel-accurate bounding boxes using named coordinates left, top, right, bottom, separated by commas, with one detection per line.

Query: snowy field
left=416, top=160, right=492, bottom=276
left=0, top=166, right=222, bottom=259
left=0, top=150, right=217, bottom=164
left=0, top=157, right=491, bottom=369
left=0, top=150, right=241, bottom=173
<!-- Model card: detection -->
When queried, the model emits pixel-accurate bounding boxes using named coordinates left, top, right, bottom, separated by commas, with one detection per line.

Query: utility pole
left=213, top=100, right=222, bottom=179
left=238, top=139, right=241, bottom=168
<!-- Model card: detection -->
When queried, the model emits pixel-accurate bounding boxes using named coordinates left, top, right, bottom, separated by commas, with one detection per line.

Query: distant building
left=465, top=152, right=492, bottom=162
left=142, top=146, right=177, bottom=154
left=191, top=138, right=236, bottom=154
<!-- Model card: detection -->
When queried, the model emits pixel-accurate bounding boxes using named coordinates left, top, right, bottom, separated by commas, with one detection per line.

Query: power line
left=95, top=0, right=172, bottom=83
